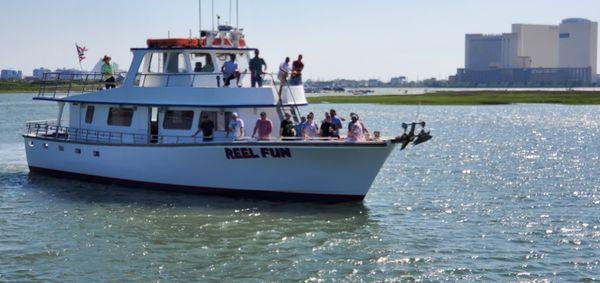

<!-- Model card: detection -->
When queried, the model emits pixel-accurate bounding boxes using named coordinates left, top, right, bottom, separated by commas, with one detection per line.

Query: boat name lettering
left=224, top=148, right=292, bottom=159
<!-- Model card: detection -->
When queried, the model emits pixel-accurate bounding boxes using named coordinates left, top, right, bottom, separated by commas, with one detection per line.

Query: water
left=1, top=93, right=599, bottom=281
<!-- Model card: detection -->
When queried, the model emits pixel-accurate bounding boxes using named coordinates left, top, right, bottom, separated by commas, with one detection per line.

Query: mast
left=198, top=0, right=202, bottom=38
left=236, top=0, right=239, bottom=29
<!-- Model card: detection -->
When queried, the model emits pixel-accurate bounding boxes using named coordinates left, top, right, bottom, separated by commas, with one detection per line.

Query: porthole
left=75, top=148, right=81, bottom=154
left=58, top=145, right=64, bottom=151
left=93, top=151, right=100, bottom=157
left=43, top=143, right=49, bottom=149
left=28, top=141, right=34, bottom=147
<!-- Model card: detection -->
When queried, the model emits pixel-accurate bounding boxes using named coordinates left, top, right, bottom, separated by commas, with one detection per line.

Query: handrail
left=24, top=120, right=381, bottom=145
left=37, top=72, right=127, bottom=98
left=134, top=71, right=281, bottom=88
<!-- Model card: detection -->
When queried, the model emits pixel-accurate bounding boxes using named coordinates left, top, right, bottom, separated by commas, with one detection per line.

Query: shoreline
left=307, top=91, right=600, bottom=105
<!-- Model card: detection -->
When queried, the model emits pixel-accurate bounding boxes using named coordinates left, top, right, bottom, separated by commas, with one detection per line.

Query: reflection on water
left=1, top=94, right=599, bottom=281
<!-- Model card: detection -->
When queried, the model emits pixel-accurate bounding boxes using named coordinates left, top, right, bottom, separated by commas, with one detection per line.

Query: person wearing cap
left=279, top=112, right=296, bottom=139
left=252, top=112, right=273, bottom=141
left=226, top=112, right=245, bottom=139
left=101, top=55, right=116, bottom=89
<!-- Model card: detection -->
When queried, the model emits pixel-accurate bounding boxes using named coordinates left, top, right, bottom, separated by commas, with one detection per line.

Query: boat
left=23, top=24, right=431, bottom=201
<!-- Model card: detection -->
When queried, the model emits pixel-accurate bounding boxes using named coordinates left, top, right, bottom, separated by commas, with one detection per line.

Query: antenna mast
left=229, top=0, right=232, bottom=25
left=198, top=0, right=202, bottom=38
left=236, top=0, right=239, bottom=29
left=211, top=0, right=215, bottom=34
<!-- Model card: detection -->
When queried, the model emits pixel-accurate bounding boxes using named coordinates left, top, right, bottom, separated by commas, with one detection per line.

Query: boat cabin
left=34, top=27, right=308, bottom=144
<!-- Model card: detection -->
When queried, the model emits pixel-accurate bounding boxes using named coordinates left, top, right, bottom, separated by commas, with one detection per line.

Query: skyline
left=1, top=0, right=599, bottom=81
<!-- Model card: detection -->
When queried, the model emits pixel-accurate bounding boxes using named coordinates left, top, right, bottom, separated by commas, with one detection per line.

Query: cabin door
left=150, top=107, right=159, bottom=143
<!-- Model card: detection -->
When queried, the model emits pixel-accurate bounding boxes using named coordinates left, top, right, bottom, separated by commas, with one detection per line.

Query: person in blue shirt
left=295, top=116, right=307, bottom=137
left=329, top=109, right=345, bottom=138
left=221, top=54, right=240, bottom=87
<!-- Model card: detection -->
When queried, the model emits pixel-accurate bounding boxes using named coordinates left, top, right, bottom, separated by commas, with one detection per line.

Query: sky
left=0, top=0, right=598, bottom=81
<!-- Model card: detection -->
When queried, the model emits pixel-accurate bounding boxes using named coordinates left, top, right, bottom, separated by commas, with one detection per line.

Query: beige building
left=512, top=24, right=560, bottom=68
left=559, top=18, right=598, bottom=75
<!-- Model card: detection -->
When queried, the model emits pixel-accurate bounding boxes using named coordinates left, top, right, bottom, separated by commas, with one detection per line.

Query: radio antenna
left=236, top=0, right=239, bottom=28
left=229, top=0, right=232, bottom=25
left=211, top=0, right=215, bottom=34
left=198, top=0, right=202, bottom=38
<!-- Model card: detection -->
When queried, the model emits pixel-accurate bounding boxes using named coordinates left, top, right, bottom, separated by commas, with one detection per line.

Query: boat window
left=163, top=110, right=194, bottom=130
left=107, top=107, right=134, bottom=127
left=165, top=52, right=186, bottom=73
left=85, top=105, right=95, bottom=124
left=191, top=53, right=215, bottom=72
left=147, top=52, right=165, bottom=73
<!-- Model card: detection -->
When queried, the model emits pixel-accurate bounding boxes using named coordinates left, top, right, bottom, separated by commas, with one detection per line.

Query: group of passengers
left=206, top=49, right=304, bottom=88
left=192, top=109, right=369, bottom=142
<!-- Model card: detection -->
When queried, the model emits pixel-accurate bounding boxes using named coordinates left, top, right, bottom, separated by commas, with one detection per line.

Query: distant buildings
left=389, top=76, right=407, bottom=86
left=32, top=67, right=52, bottom=79
left=1, top=69, right=23, bottom=80
left=455, top=18, right=598, bottom=86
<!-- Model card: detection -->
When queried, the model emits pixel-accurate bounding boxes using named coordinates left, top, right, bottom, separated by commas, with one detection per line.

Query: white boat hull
left=24, top=137, right=397, bottom=200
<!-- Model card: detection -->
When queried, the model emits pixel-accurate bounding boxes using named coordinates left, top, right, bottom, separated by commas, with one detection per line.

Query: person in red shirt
left=290, top=54, right=304, bottom=86
left=252, top=112, right=273, bottom=141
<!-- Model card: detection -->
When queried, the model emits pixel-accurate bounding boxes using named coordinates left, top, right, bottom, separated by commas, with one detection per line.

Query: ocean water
left=1, top=93, right=599, bottom=281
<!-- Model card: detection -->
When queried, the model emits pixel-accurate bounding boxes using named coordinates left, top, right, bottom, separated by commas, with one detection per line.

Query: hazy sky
left=0, top=0, right=598, bottom=81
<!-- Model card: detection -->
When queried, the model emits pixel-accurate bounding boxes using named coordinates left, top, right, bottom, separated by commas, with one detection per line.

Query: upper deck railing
left=37, top=72, right=127, bottom=99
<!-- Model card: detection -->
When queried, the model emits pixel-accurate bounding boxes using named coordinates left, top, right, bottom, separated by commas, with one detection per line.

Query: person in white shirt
left=226, top=112, right=245, bottom=139
left=221, top=54, right=241, bottom=87
left=278, top=57, right=291, bottom=85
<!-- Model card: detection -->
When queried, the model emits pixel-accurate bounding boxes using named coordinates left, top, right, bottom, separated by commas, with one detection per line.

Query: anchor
left=394, top=121, right=432, bottom=150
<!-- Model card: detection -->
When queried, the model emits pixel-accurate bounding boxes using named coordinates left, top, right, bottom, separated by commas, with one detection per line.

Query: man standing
left=290, top=54, right=304, bottom=86
left=249, top=49, right=267, bottom=87
left=221, top=54, right=240, bottom=87
left=329, top=109, right=345, bottom=137
left=279, top=112, right=296, bottom=139
left=226, top=112, right=245, bottom=139
left=252, top=112, right=273, bottom=141
left=193, top=115, right=215, bottom=142
left=101, top=55, right=115, bottom=89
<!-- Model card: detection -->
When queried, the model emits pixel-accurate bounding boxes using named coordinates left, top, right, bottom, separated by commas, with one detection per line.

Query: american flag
left=76, top=44, right=88, bottom=62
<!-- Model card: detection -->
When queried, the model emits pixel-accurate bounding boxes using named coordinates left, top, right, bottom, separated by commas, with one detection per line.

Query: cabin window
left=107, top=107, right=134, bottom=127
left=147, top=52, right=165, bottom=73
left=85, top=105, right=95, bottom=124
left=191, top=53, right=215, bottom=72
left=163, top=110, right=194, bottom=130
left=165, top=52, right=186, bottom=73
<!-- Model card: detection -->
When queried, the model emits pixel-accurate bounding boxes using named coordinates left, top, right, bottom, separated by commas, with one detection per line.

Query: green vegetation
left=308, top=91, right=600, bottom=105
left=0, top=81, right=40, bottom=93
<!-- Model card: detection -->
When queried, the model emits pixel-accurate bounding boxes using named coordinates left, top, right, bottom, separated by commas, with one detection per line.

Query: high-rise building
left=465, top=33, right=519, bottom=70
left=33, top=67, right=52, bottom=79
left=559, top=18, right=598, bottom=75
left=512, top=24, right=560, bottom=68
left=1, top=69, right=23, bottom=80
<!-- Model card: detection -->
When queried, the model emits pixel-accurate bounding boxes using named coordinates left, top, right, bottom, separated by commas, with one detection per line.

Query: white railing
left=25, top=120, right=372, bottom=145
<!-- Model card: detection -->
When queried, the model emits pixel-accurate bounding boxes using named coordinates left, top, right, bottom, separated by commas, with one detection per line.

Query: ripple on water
left=0, top=96, right=599, bottom=281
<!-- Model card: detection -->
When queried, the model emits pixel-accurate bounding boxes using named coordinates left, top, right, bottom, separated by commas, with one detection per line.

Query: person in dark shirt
left=193, top=115, right=215, bottom=141
left=279, top=112, right=296, bottom=139
left=194, top=62, right=203, bottom=72
left=319, top=112, right=334, bottom=138
left=249, top=49, right=267, bottom=87
left=290, top=54, right=304, bottom=85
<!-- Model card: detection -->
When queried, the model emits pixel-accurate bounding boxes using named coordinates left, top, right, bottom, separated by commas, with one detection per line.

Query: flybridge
left=146, top=25, right=247, bottom=49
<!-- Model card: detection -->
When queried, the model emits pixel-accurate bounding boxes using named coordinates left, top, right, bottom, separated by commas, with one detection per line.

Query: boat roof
left=131, top=47, right=258, bottom=52
left=33, top=87, right=307, bottom=108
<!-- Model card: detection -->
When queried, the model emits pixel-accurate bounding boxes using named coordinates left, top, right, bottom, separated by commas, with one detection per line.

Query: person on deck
left=101, top=55, right=116, bottom=89
left=252, top=112, right=273, bottom=141
left=278, top=57, right=291, bottom=85
left=330, top=109, right=345, bottom=138
left=222, top=54, right=241, bottom=87
left=194, top=62, right=203, bottom=72
left=295, top=116, right=307, bottom=138
left=302, top=112, right=319, bottom=139
left=319, top=112, right=334, bottom=138
left=279, top=112, right=296, bottom=139
left=193, top=115, right=215, bottom=142
left=249, top=49, right=267, bottom=87
left=347, top=113, right=368, bottom=142
left=226, top=112, right=245, bottom=139
left=290, top=54, right=304, bottom=86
